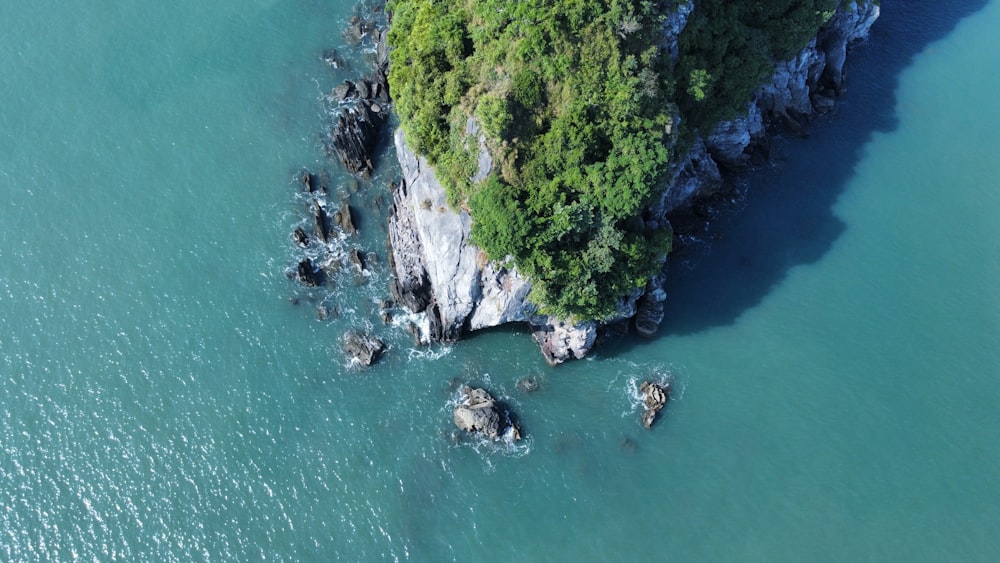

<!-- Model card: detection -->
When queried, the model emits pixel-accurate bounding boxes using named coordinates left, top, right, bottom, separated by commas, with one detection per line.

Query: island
left=383, top=0, right=879, bottom=363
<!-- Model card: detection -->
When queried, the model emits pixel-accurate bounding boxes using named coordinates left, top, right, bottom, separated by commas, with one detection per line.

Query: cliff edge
left=388, top=0, right=879, bottom=364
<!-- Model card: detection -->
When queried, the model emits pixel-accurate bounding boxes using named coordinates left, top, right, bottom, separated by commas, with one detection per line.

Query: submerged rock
left=516, top=376, right=541, bottom=393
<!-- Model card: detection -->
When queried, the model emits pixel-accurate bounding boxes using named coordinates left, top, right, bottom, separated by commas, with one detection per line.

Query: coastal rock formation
left=452, top=386, right=520, bottom=440
left=387, top=0, right=879, bottom=362
left=326, top=62, right=391, bottom=177
left=387, top=129, right=596, bottom=363
left=640, top=381, right=670, bottom=429
left=343, top=331, right=385, bottom=366
left=702, top=2, right=881, bottom=174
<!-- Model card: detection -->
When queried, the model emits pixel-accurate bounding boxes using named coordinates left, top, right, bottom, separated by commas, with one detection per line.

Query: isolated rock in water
left=640, top=381, right=670, bottom=429
left=296, top=258, right=324, bottom=287
left=312, top=199, right=330, bottom=243
left=327, top=65, right=390, bottom=177
left=335, top=201, right=357, bottom=234
left=323, top=49, right=342, bottom=69
left=453, top=386, right=519, bottom=440
left=301, top=170, right=318, bottom=193
left=343, top=331, right=385, bottom=366
left=293, top=227, right=309, bottom=248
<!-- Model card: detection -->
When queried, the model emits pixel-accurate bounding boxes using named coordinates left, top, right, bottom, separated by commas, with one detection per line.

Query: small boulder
left=337, top=202, right=357, bottom=234
left=452, top=386, right=521, bottom=441
left=453, top=386, right=503, bottom=439
left=312, top=199, right=331, bottom=243
left=343, top=331, right=385, bottom=366
left=640, top=381, right=670, bottom=429
left=296, top=259, right=324, bottom=287
left=293, top=227, right=309, bottom=248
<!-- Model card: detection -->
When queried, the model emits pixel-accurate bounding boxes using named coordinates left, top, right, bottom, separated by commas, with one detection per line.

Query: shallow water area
left=2, top=0, right=999, bottom=561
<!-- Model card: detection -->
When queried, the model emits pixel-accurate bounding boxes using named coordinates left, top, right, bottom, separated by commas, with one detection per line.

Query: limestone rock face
left=388, top=130, right=599, bottom=363
left=698, top=1, right=880, bottom=176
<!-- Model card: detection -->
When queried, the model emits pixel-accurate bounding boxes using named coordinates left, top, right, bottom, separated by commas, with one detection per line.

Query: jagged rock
left=640, top=381, right=670, bottom=429
left=332, top=81, right=354, bottom=102
left=293, top=227, right=309, bottom=248
left=335, top=201, right=356, bottom=234
left=343, top=331, right=385, bottom=366
left=531, top=319, right=598, bottom=366
left=356, top=79, right=371, bottom=100
left=452, top=386, right=519, bottom=440
left=329, top=102, right=380, bottom=176
left=343, top=17, right=365, bottom=45
left=301, top=171, right=318, bottom=193
left=706, top=104, right=764, bottom=168
left=347, top=248, right=366, bottom=284
left=296, top=259, right=324, bottom=287
left=387, top=180, right=434, bottom=313
left=375, top=28, right=389, bottom=67
left=327, top=63, right=390, bottom=177
left=312, top=199, right=330, bottom=243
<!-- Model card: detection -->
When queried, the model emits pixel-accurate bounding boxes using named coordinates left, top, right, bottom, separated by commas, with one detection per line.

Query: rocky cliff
left=388, top=0, right=879, bottom=364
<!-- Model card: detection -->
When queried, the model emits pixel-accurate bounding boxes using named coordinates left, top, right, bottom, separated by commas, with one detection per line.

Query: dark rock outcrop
left=297, top=259, right=324, bottom=287
left=640, top=381, right=670, bottom=429
left=634, top=287, right=666, bottom=338
left=334, top=201, right=357, bottom=235
left=343, top=331, right=385, bottom=366
left=312, top=199, right=330, bottom=243
left=452, top=386, right=520, bottom=441
left=327, top=63, right=391, bottom=178
left=293, top=227, right=309, bottom=248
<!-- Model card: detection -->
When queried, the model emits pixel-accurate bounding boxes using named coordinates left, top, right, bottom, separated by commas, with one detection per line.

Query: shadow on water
left=653, top=0, right=990, bottom=338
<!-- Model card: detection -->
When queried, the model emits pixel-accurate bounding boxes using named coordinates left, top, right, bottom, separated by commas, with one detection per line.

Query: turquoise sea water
left=2, top=0, right=998, bottom=560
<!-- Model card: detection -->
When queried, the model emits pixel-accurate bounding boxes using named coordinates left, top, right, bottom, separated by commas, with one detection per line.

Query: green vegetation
left=676, top=0, right=839, bottom=132
left=387, top=0, right=839, bottom=320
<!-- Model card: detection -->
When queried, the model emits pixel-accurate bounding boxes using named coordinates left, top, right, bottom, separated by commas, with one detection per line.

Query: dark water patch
left=658, top=0, right=991, bottom=337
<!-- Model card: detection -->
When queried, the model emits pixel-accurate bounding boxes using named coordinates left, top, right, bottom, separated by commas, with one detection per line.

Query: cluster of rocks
left=287, top=170, right=369, bottom=290
left=324, top=18, right=391, bottom=178
left=452, top=386, right=521, bottom=441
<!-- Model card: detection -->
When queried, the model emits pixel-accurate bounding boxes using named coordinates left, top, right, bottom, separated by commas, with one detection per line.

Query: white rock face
left=390, top=130, right=598, bottom=362
left=388, top=0, right=880, bottom=362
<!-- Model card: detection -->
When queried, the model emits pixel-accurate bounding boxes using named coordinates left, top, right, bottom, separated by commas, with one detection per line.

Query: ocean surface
left=1, top=0, right=998, bottom=560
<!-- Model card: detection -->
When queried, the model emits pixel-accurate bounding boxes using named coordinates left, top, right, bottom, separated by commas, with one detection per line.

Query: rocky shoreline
left=386, top=0, right=880, bottom=364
